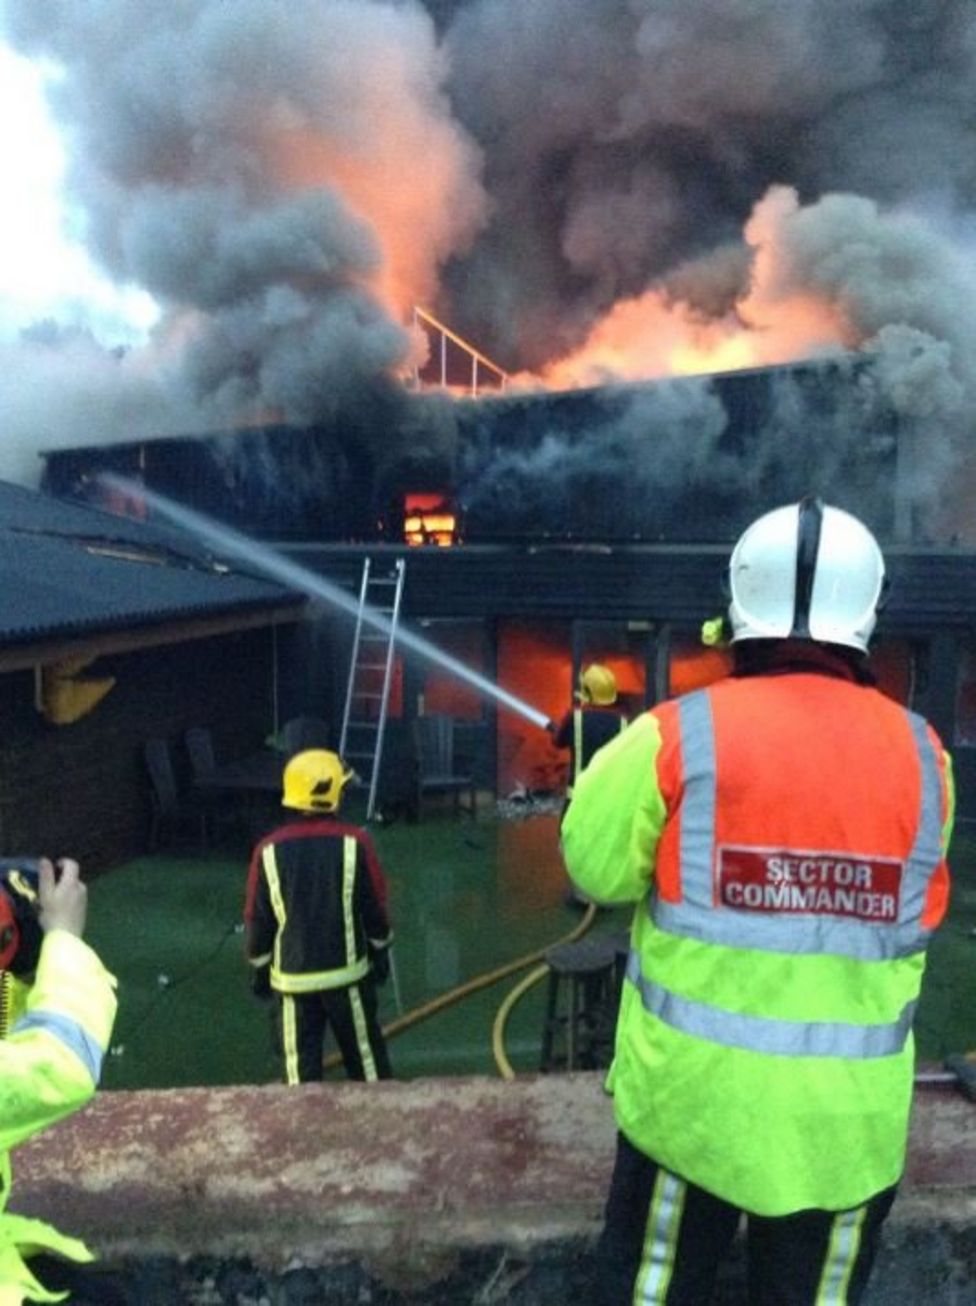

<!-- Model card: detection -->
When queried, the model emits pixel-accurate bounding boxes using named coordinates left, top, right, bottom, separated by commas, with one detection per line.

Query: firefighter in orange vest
left=244, top=750, right=393, bottom=1083
left=562, top=498, right=954, bottom=1305
left=549, top=663, right=629, bottom=804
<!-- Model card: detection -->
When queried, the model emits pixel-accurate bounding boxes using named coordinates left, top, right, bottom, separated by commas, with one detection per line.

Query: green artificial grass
left=85, top=808, right=605, bottom=1089
left=84, top=813, right=976, bottom=1091
left=914, top=827, right=976, bottom=1060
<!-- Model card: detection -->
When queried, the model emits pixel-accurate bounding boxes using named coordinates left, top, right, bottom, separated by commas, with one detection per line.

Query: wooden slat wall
left=0, top=627, right=281, bottom=872
left=283, top=543, right=976, bottom=629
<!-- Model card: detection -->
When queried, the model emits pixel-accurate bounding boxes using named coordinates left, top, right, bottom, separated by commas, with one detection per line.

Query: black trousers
left=593, top=1132, right=897, bottom=1305
left=274, top=978, right=392, bottom=1083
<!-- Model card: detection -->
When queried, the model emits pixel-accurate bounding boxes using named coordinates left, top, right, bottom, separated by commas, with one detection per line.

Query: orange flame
left=532, top=281, right=852, bottom=391
left=528, top=186, right=857, bottom=391
left=271, top=128, right=437, bottom=315
left=404, top=492, right=456, bottom=546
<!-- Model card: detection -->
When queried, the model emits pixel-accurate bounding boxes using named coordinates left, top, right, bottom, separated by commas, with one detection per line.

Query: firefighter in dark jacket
left=244, top=749, right=394, bottom=1083
left=550, top=663, right=629, bottom=803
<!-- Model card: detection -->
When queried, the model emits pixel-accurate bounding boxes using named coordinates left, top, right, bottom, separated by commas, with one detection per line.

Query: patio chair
left=183, top=726, right=252, bottom=848
left=144, top=737, right=201, bottom=851
left=413, top=714, right=477, bottom=820
left=184, top=726, right=216, bottom=783
left=279, top=715, right=331, bottom=758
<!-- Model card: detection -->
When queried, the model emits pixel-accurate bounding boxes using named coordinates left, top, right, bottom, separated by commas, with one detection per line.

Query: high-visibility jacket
left=244, top=818, right=393, bottom=994
left=562, top=667, right=954, bottom=1216
left=0, top=931, right=117, bottom=1304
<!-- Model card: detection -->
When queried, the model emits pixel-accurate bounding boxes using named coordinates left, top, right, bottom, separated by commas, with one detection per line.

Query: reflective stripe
left=676, top=690, right=716, bottom=914
left=262, top=845, right=288, bottom=978
left=281, top=995, right=300, bottom=1084
left=572, top=708, right=626, bottom=786
left=626, top=951, right=914, bottom=1059
left=343, top=836, right=357, bottom=968
left=348, top=983, right=378, bottom=1082
left=0, top=971, right=13, bottom=1040
left=273, top=957, right=369, bottom=993
left=817, top=1206, right=865, bottom=1304
left=901, top=712, right=944, bottom=928
left=652, top=691, right=944, bottom=961
left=264, top=837, right=371, bottom=992
left=14, top=1010, right=104, bottom=1083
left=634, top=1167, right=686, bottom=1304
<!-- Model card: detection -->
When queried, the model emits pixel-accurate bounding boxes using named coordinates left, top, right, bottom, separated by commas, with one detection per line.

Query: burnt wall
left=0, top=627, right=280, bottom=871
left=41, top=358, right=907, bottom=548
left=42, top=425, right=377, bottom=543
left=455, top=360, right=899, bottom=544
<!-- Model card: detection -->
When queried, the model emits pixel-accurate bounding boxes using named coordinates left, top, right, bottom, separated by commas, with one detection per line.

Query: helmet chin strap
left=791, top=496, right=824, bottom=639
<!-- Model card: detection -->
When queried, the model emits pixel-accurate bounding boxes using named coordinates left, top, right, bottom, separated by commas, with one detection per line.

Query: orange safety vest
left=652, top=673, right=950, bottom=939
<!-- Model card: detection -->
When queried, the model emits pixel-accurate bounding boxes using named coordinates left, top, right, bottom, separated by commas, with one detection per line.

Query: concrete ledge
left=14, top=1075, right=613, bottom=1268
left=9, top=1074, right=976, bottom=1301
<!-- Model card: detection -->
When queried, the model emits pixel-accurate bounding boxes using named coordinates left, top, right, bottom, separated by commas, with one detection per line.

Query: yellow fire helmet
left=580, top=663, right=617, bottom=706
left=282, top=749, right=353, bottom=814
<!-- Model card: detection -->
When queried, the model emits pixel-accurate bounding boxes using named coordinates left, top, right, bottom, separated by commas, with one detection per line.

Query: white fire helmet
left=727, top=498, right=887, bottom=653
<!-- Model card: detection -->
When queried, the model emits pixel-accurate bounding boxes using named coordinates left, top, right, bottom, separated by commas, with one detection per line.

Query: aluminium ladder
left=338, top=557, right=406, bottom=821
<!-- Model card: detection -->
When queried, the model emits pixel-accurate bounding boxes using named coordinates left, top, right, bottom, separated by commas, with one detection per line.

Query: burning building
left=5, top=0, right=976, bottom=822
left=39, top=351, right=976, bottom=821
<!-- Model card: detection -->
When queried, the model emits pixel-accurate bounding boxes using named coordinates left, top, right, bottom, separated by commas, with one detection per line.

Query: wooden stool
left=539, top=935, right=620, bottom=1072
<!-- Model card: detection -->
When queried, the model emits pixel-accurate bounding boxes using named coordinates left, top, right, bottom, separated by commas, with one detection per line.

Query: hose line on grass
left=322, top=901, right=597, bottom=1072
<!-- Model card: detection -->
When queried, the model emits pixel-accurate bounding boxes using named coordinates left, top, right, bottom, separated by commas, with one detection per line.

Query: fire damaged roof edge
left=0, top=479, right=303, bottom=651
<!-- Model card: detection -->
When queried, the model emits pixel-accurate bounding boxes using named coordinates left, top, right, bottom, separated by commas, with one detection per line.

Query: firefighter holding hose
left=549, top=663, right=629, bottom=807
left=562, top=499, right=954, bottom=1304
left=0, top=857, right=118, bottom=1304
left=244, top=749, right=394, bottom=1083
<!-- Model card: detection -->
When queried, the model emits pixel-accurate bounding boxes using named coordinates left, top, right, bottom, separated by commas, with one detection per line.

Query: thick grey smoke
left=2, top=0, right=976, bottom=539
left=441, top=0, right=976, bottom=367
left=2, top=0, right=486, bottom=459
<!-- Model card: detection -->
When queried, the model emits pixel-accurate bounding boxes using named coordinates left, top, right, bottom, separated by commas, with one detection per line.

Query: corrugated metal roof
left=0, top=480, right=301, bottom=647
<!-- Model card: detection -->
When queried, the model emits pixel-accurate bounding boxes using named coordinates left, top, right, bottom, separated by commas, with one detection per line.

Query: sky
left=0, top=41, right=157, bottom=345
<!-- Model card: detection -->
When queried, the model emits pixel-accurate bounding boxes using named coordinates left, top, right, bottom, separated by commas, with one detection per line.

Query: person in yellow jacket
left=0, top=858, right=117, bottom=1305
left=562, top=499, right=954, bottom=1305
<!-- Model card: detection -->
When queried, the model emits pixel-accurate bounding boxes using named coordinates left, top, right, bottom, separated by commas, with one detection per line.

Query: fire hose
left=322, top=901, right=597, bottom=1074
left=491, top=963, right=551, bottom=1080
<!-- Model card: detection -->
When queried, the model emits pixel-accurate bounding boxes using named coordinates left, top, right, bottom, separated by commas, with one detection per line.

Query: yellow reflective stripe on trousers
left=343, top=836, right=357, bottom=968
left=281, top=994, right=300, bottom=1085
left=634, top=1167, right=686, bottom=1304
left=349, top=984, right=378, bottom=1081
left=816, top=1206, right=865, bottom=1304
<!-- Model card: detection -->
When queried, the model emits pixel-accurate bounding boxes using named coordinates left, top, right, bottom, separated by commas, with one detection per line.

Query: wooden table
left=193, top=749, right=285, bottom=796
left=192, top=749, right=286, bottom=845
